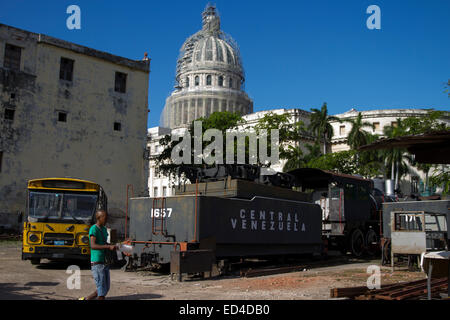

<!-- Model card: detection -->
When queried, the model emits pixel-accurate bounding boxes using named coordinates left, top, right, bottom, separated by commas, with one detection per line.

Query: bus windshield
left=29, top=191, right=98, bottom=221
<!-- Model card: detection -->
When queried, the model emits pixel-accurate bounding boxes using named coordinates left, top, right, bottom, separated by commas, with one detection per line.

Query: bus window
left=29, top=192, right=61, bottom=218
left=62, top=194, right=98, bottom=220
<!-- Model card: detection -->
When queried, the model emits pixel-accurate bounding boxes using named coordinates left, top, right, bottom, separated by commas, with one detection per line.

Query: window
left=163, top=186, right=167, bottom=197
left=229, top=78, right=233, bottom=88
left=205, top=38, right=213, bottom=61
left=4, top=44, right=21, bottom=71
left=59, top=57, right=74, bottom=81
left=4, top=108, right=15, bottom=121
left=185, top=77, right=189, bottom=88
left=58, top=111, right=67, bottom=122
left=373, top=122, right=380, bottom=132
left=0, top=151, right=2, bottom=173
left=339, top=125, right=346, bottom=135
left=391, top=121, right=398, bottom=128
left=154, top=187, right=158, bottom=197
left=394, top=213, right=423, bottom=231
left=206, top=75, right=212, bottom=86
left=114, top=72, right=127, bottom=93
left=218, top=76, right=224, bottom=87
left=195, top=76, right=199, bottom=86
left=114, top=122, right=121, bottom=131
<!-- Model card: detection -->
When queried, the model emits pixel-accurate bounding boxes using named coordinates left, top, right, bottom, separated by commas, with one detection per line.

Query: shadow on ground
left=109, top=293, right=164, bottom=300
left=0, top=282, right=52, bottom=300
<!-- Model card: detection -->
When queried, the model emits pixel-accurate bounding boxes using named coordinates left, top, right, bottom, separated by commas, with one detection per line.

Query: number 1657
left=151, top=208, right=172, bottom=218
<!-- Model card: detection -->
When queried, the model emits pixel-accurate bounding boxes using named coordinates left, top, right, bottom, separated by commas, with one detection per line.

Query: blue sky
left=1, top=0, right=449, bottom=128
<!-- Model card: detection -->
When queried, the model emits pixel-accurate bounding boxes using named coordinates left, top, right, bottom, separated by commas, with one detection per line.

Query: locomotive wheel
left=351, top=229, right=364, bottom=257
left=365, top=229, right=378, bottom=256
left=30, top=258, right=40, bottom=265
left=381, top=239, right=391, bottom=265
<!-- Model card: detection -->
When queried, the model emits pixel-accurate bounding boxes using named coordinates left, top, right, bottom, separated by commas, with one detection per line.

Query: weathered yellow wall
left=0, top=24, right=150, bottom=234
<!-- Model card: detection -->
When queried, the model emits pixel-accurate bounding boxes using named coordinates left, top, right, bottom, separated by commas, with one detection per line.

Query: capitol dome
left=160, top=5, right=253, bottom=129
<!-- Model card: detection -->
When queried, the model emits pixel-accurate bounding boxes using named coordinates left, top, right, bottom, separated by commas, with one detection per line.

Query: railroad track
left=237, top=255, right=363, bottom=278
left=331, top=277, right=449, bottom=300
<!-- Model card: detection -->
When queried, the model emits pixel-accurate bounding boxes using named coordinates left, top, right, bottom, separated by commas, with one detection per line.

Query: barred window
left=114, top=72, right=127, bottom=93
left=4, top=44, right=21, bottom=71
left=59, top=57, right=74, bottom=81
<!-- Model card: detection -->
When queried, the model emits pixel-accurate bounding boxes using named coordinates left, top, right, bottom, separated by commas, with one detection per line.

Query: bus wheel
left=30, top=258, right=40, bottom=265
left=365, top=229, right=378, bottom=256
left=351, top=229, right=364, bottom=257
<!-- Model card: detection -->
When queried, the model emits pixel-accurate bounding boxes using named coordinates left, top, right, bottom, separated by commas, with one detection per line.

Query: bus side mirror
left=18, top=211, right=23, bottom=224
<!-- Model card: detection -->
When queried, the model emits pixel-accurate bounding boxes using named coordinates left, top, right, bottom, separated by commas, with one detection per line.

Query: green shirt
left=89, top=225, right=108, bottom=263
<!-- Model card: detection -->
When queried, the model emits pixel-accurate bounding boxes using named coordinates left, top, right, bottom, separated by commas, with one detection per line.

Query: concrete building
left=0, top=23, right=150, bottom=233
left=160, top=5, right=253, bottom=129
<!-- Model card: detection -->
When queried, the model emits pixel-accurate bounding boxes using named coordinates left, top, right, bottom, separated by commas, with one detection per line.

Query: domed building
left=160, top=5, right=253, bottom=129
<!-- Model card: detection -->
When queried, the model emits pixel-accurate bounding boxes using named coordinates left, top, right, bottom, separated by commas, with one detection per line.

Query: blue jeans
left=91, top=264, right=110, bottom=297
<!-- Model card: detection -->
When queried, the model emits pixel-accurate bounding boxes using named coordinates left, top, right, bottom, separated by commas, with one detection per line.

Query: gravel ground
left=0, top=240, right=426, bottom=300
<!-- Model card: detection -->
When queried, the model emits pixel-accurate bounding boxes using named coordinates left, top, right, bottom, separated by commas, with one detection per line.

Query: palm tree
left=282, top=145, right=305, bottom=172
left=383, top=118, right=409, bottom=191
left=308, top=103, right=341, bottom=154
left=282, top=143, right=322, bottom=172
left=345, top=112, right=374, bottom=150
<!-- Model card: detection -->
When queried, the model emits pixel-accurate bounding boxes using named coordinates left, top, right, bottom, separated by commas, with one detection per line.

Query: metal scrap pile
left=331, top=278, right=449, bottom=300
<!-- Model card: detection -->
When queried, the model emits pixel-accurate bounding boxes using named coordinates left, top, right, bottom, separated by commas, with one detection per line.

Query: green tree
left=402, top=110, right=449, bottom=135
left=429, top=167, right=450, bottom=195
left=155, top=111, right=245, bottom=177
left=306, top=150, right=357, bottom=174
left=255, top=111, right=307, bottom=167
left=345, top=112, right=374, bottom=149
left=282, top=142, right=322, bottom=172
left=308, top=103, right=341, bottom=154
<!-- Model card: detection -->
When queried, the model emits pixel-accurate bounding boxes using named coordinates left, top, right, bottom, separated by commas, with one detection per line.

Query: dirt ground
left=0, top=240, right=426, bottom=300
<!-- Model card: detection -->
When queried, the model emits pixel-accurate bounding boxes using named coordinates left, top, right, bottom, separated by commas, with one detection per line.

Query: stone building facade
left=0, top=23, right=150, bottom=233
left=160, top=5, right=253, bottom=129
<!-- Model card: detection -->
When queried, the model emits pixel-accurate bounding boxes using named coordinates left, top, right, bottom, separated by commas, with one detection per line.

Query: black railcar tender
left=123, top=165, right=383, bottom=275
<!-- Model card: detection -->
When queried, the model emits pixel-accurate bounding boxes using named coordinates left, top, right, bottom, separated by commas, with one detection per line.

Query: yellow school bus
left=22, top=178, right=107, bottom=265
